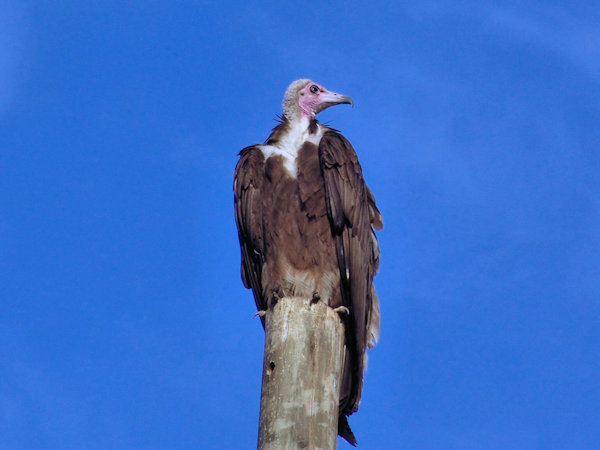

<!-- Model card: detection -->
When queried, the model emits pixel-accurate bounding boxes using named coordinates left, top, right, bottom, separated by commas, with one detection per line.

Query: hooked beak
left=315, top=89, right=354, bottom=113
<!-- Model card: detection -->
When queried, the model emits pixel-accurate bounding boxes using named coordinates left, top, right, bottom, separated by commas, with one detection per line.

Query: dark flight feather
left=234, top=146, right=268, bottom=320
left=319, top=131, right=382, bottom=415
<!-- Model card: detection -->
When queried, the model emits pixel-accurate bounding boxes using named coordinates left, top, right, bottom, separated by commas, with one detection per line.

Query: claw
left=270, top=289, right=281, bottom=309
left=253, top=310, right=266, bottom=318
left=333, top=306, right=350, bottom=315
left=311, top=290, right=321, bottom=304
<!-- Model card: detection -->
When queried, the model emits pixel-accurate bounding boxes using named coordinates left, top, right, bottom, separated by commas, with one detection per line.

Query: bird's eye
left=310, top=85, right=319, bottom=93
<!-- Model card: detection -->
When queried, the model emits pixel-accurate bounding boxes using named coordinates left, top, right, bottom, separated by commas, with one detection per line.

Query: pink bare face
left=297, top=82, right=353, bottom=117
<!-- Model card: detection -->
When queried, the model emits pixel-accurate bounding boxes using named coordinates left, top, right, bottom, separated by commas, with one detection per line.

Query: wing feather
left=319, top=131, right=382, bottom=415
left=234, top=146, right=267, bottom=315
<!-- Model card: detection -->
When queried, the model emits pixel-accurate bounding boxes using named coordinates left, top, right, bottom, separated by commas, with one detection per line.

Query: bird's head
left=282, top=79, right=353, bottom=121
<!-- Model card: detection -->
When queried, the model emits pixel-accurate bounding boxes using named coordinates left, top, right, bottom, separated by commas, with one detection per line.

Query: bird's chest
left=260, top=123, right=324, bottom=179
left=263, top=142, right=326, bottom=216
left=261, top=142, right=338, bottom=280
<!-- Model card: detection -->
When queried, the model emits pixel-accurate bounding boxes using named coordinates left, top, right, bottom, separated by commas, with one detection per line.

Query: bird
left=234, top=79, right=382, bottom=446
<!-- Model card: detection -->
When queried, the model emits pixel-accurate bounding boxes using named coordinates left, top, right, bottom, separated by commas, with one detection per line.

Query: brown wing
left=319, top=131, right=382, bottom=415
left=234, top=146, right=267, bottom=315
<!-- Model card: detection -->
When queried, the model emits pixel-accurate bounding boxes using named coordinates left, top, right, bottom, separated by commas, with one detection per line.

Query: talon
left=270, top=290, right=281, bottom=309
left=311, top=291, right=321, bottom=304
left=333, top=306, right=350, bottom=315
left=253, top=310, right=266, bottom=318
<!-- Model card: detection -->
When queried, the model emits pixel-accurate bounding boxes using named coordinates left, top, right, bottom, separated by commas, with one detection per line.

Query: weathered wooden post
left=257, top=297, right=345, bottom=450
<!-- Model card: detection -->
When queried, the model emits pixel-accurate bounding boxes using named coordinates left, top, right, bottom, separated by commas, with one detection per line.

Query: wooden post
left=257, top=297, right=345, bottom=450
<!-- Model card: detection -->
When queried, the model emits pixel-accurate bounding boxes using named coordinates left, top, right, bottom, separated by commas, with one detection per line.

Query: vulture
left=234, top=79, right=382, bottom=446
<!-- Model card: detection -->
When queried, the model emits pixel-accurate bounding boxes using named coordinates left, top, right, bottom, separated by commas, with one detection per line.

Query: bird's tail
left=338, top=415, right=358, bottom=447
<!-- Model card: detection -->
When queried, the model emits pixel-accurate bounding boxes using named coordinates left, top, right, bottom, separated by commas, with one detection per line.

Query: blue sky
left=1, top=1, right=599, bottom=448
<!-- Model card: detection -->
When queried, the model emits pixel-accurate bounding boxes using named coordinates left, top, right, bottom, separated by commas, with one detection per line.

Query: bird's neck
left=262, top=115, right=324, bottom=179
left=277, top=116, right=320, bottom=150
left=286, top=114, right=314, bottom=131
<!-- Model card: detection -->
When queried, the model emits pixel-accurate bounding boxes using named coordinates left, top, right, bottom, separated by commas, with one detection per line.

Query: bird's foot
left=269, top=289, right=282, bottom=309
left=252, top=310, right=266, bottom=319
left=333, top=306, right=350, bottom=316
left=311, top=290, right=321, bottom=304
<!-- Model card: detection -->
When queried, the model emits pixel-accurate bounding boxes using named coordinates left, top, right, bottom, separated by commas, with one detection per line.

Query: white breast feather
left=259, top=117, right=325, bottom=178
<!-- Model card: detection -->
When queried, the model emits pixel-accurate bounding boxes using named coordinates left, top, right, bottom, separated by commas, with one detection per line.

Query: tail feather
left=338, top=415, right=358, bottom=447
